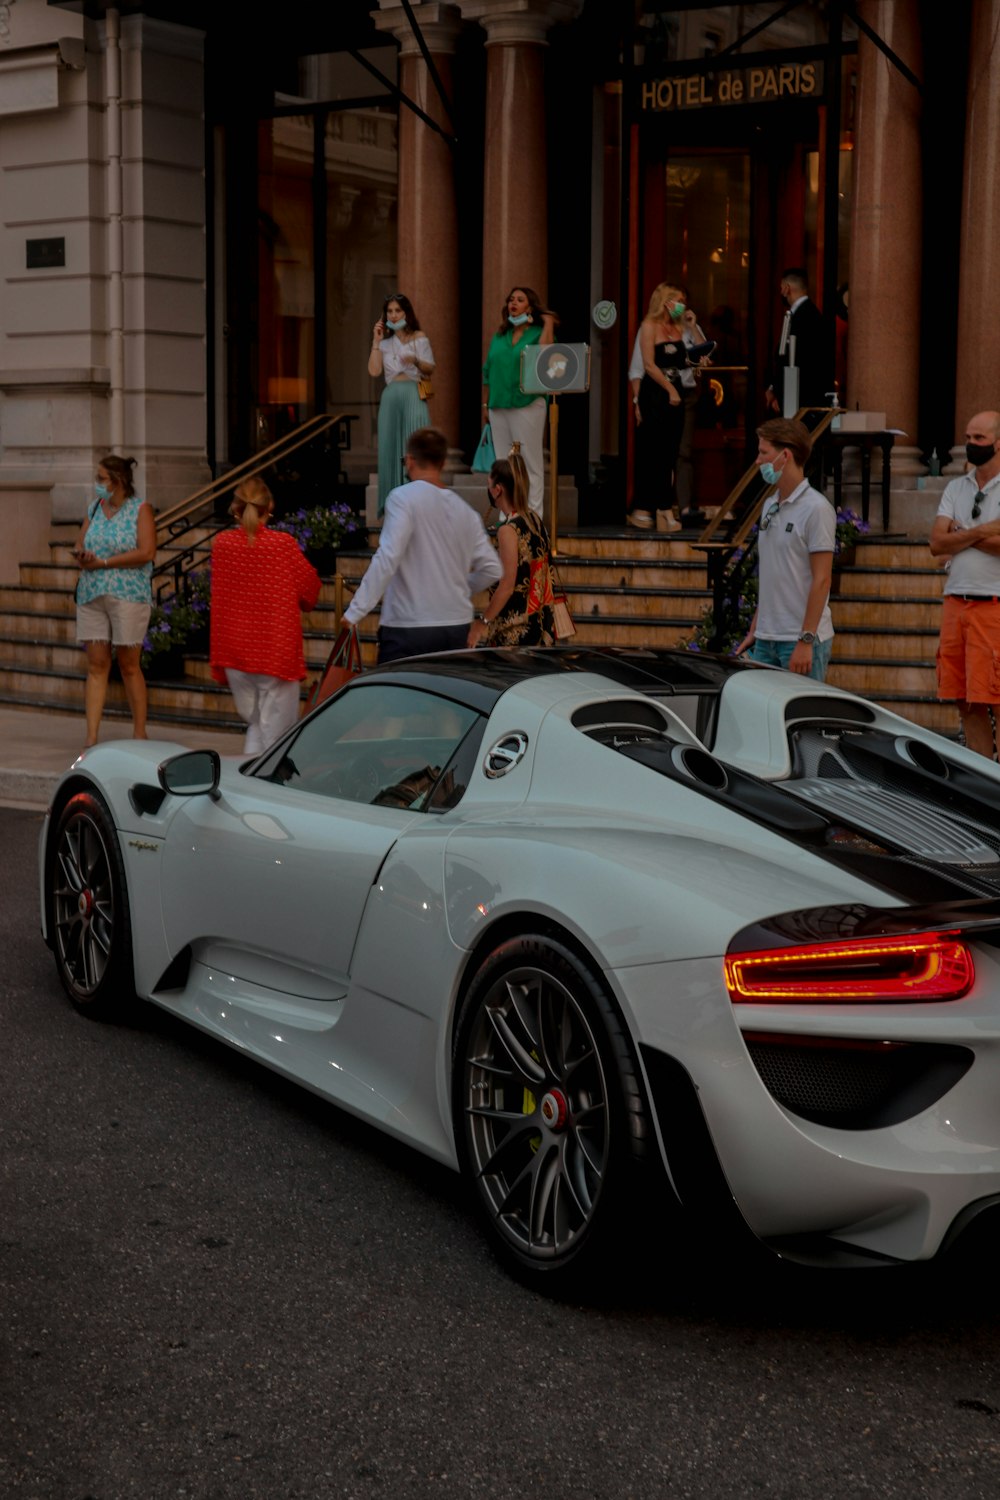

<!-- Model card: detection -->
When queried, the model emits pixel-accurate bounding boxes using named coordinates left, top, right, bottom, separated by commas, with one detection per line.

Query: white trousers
left=225, top=669, right=300, bottom=754
left=488, top=399, right=547, bottom=516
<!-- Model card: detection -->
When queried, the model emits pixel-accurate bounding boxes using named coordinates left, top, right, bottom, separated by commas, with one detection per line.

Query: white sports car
left=39, top=648, right=1000, bottom=1287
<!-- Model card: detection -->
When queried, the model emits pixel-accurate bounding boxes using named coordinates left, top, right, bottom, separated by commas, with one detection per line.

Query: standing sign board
left=520, top=344, right=590, bottom=552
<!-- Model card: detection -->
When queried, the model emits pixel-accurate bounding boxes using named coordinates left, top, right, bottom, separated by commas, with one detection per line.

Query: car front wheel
left=50, top=791, right=135, bottom=1018
left=454, top=935, right=651, bottom=1288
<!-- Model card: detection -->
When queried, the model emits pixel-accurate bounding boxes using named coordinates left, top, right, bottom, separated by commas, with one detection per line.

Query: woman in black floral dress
left=467, top=446, right=555, bottom=648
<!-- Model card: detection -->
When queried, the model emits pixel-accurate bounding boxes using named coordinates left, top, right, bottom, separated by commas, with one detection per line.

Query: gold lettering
left=699, top=76, right=711, bottom=104
left=749, top=68, right=765, bottom=98
left=732, top=75, right=744, bottom=101
left=760, top=67, right=779, bottom=98
left=718, top=74, right=731, bottom=102
left=801, top=62, right=816, bottom=93
left=642, top=81, right=658, bottom=110
left=778, top=64, right=795, bottom=94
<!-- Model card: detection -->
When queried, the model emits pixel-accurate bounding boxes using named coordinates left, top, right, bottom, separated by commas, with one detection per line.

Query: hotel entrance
left=602, top=5, right=857, bottom=519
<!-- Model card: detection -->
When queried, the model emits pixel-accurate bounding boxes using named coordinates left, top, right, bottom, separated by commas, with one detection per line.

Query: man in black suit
left=766, top=268, right=831, bottom=416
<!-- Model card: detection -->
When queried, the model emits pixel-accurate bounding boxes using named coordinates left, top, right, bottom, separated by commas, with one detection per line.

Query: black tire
left=49, top=791, right=136, bottom=1018
left=454, top=934, right=650, bottom=1288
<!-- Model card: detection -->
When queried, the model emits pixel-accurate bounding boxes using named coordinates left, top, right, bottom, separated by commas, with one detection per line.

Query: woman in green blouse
left=482, top=286, right=556, bottom=517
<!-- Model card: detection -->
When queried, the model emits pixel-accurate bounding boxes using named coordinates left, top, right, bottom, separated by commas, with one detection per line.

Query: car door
left=159, top=680, right=484, bottom=999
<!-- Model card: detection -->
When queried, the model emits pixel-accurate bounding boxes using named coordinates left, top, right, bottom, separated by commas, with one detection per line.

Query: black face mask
left=967, top=440, right=998, bottom=467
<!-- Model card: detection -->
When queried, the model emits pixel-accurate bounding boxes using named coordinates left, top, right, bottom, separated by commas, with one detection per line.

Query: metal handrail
left=695, top=406, right=839, bottom=549
left=155, top=412, right=352, bottom=537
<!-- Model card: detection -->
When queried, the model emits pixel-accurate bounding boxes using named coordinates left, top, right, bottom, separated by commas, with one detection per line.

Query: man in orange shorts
left=930, top=411, right=1000, bottom=755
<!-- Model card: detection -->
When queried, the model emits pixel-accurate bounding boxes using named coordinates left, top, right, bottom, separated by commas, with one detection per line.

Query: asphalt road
left=5, top=804, right=1000, bottom=1500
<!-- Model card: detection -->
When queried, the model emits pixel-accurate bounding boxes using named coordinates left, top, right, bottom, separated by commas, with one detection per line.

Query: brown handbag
left=417, top=377, right=434, bottom=401
left=303, top=624, right=362, bottom=713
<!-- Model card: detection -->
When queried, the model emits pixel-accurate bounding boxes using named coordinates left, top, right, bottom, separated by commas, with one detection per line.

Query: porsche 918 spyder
left=39, top=648, right=1000, bottom=1286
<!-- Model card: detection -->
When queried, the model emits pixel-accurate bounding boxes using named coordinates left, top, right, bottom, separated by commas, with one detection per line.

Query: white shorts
left=77, top=596, right=152, bottom=648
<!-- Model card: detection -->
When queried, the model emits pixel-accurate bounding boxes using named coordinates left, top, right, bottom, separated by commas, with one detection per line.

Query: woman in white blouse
left=368, top=293, right=436, bottom=517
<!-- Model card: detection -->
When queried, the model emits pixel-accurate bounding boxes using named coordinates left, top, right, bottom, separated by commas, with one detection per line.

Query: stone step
left=0, top=611, right=78, bottom=641
left=0, top=638, right=88, bottom=672
left=558, top=533, right=704, bottom=561
left=0, top=584, right=74, bottom=615
left=0, top=662, right=246, bottom=722
left=830, top=597, right=942, bottom=629
left=832, top=628, right=937, bottom=656
left=852, top=539, right=934, bottom=567
left=825, top=660, right=935, bottom=696
left=0, top=687, right=244, bottom=734
left=563, top=587, right=711, bottom=621
left=837, top=567, right=944, bottom=600
left=20, top=562, right=85, bottom=590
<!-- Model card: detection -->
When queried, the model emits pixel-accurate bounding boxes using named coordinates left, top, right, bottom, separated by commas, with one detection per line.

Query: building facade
left=0, top=0, right=994, bottom=549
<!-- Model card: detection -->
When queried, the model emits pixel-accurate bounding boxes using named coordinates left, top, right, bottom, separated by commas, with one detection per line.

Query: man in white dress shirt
left=344, top=427, right=501, bottom=664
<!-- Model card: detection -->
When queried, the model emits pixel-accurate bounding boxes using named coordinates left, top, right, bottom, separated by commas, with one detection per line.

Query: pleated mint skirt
left=377, top=379, right=428, bottom=514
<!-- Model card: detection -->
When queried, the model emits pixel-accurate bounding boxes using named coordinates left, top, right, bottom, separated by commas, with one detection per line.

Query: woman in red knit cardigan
left=210, top=478, right=321, bottom=752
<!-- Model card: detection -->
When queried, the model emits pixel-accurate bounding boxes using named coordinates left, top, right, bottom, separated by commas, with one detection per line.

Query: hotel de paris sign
left=641, top=61, right=824, bottom=112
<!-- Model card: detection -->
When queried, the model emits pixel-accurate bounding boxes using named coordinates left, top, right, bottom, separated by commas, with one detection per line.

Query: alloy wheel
left=462, top=962, right=611, bottom=1261
left=53, top=811, right=116, bottom=998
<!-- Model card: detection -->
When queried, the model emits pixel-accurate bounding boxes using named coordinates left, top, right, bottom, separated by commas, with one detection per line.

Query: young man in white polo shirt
left=735, top=417, right=836, bottom=681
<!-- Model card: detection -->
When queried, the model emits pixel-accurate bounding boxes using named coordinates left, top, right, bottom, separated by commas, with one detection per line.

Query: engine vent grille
left=790, top=778, right=1000, bottom=866
left=745, top=1036, right=973, bottom=1130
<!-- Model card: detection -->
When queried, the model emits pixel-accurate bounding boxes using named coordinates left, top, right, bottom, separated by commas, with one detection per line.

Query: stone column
left=953, top=0, right=1000, bottom=462
left=374, top=3, right=463, bottom=453
left=847, top=0, right=924, bottom=477
left=459, top=1, right=582, bottom=361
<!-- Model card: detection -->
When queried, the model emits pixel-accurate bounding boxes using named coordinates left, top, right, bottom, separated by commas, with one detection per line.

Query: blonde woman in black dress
left=467, top=446, right=555, bottom=648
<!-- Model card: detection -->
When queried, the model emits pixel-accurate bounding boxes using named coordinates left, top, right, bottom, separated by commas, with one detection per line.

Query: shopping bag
left=471, top=423, right=495, bottom=474
left=303, top=623, right=362, bottom=712
left=551, top=594, right=576, bottom=639
left=548, top=561, right=576, bottom=639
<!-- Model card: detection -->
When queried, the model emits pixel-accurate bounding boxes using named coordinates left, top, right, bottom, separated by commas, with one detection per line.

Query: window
left=254, top=682, right=484, bottom=811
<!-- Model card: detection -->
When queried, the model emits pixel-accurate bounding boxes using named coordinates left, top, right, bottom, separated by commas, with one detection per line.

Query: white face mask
left=387, top=317, right=406, bottom=332
left=508, top=312, right=530, bottom=327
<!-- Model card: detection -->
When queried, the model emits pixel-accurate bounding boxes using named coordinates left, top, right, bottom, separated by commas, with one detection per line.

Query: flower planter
left=307, top=544, right=340, bottom=577
left=144, top=646, right=186, bottom=680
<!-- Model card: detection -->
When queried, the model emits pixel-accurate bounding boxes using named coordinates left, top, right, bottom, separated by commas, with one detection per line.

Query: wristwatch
left=797, top=630, right=816, bottom=645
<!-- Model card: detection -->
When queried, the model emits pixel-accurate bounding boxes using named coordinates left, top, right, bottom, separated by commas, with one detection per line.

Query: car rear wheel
left=454, top=935, right=650, bottom=1288
left=50, top=791, right=135, bottom=1018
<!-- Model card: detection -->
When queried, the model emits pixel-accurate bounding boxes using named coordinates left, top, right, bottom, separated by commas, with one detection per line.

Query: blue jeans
left=750, top=636, right=832, bottom=681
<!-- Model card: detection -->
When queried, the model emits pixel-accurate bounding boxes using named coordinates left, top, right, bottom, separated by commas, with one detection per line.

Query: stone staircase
left=0, top=522, right=950, bottom=736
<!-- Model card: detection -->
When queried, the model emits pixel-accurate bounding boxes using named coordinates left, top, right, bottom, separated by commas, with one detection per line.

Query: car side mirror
left=158, top=749, right=222, bottom=799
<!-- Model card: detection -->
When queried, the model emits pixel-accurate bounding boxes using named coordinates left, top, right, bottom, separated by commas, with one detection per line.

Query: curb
left=0, top=768, right=60, bottom=811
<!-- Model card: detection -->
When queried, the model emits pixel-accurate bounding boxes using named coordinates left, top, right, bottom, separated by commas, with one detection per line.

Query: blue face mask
left=386, top=317, right=406, bottom=332
left=509, top=312, right=531, bottom=327
left=95, top=483, right=113, bottom=501
left=759, top=458, right=784, bottom=487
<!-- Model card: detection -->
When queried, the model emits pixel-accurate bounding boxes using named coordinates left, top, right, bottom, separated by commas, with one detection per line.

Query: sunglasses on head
left=973, top=490, right=987, bottom=519
left=760, top=501, right=780, bottom=531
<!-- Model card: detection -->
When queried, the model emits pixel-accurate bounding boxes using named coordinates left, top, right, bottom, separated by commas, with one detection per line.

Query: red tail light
left=725, top=930, right=975, bottom=1004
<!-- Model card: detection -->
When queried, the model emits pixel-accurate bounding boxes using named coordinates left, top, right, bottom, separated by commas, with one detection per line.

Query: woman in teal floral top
left=73, top=454, right=157, bottom=745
